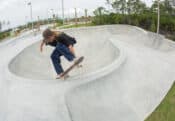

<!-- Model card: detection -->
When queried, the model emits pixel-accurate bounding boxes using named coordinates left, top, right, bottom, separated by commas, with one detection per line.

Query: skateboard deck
left=60, top=56, right=84, bottom=79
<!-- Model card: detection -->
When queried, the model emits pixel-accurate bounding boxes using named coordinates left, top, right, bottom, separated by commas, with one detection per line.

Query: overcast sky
left=0, top=0, right=153, bottom=30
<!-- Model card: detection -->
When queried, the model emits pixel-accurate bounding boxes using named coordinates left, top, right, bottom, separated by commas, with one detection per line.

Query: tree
left=127, top=0, right=133, bottom=14
left=93, top=7, right=107, bottom=16
left=112, top=0, right=127, bottom=14
left=127, top=0, right=147, bottom=14
left=151, top=0, right=174, bottom=15
left=93, top=7, right=107, bottom=24
left=136, top=0, right=147, bottom=14
left=120, top=0, right=127, bottom=14
left=164, top=0, right=174, bottom=15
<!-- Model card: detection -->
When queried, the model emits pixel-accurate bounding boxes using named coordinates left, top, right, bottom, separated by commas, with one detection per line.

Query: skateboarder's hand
left=69, top=45, right=76, bottom=57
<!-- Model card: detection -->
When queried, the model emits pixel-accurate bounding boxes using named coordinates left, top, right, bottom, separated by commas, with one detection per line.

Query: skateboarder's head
left=42, top=28, right=55, bottom=43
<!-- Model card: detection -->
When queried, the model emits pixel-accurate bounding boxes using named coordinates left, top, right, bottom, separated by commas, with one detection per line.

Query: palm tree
left=93, top=7, right=107, bottom=24
left=93, top=7, right=107, bottom=16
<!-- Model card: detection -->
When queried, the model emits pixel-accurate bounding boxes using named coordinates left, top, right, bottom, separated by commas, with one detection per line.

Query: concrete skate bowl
left=8, top=27, right=120, bottom=80
left=4, top=25, right=175, bottom=121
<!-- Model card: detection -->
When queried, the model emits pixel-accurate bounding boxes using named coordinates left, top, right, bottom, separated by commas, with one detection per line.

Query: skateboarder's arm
left=40, top=41, right=45, bottom=52
left=69, top=45, right=76, bottom=57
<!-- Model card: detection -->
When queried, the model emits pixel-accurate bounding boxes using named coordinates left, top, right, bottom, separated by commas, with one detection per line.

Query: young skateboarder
left=40, top=28, right=77, bottom=79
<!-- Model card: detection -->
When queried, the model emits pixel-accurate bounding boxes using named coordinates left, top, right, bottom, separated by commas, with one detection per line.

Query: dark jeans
left=51, top=43, right=75, bottom=74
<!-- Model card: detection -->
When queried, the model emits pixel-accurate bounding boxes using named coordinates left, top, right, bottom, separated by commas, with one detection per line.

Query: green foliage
left=61, top=23, right=94, bottom=29
left=150, top=20, right=156, bottom=32
left=55, top=19, right=63, bottom=25
left=0, top=29, right=11, bottom=41
left=27, top=18, right=63, bottom=29
left=127, top=0, right=147, bottom=14
left=160, top=15, right=175, bottom=32
left=92, top=11, right=175, bottom=41
left=112, top=0, right=127, bottom=14
left=151, top=0, right=175, bottom=15
left=108, top=0, right=175, bottom=16
left=110, top=0, right=147, bottom=14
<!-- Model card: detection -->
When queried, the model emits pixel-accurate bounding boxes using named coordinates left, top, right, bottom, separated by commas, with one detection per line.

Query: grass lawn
left=145, top=82, right=175, bottom=121
left=59, top=23, right=95, bottom=29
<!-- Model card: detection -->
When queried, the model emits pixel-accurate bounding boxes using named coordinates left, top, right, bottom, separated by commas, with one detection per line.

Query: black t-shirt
left=46, top=32, right=75, bottom=47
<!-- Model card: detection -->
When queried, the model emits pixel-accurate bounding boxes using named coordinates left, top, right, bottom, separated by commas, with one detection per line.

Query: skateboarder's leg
left=56, top=43, right=75, bottom=62
left=50, top=48, right=64, bottom=75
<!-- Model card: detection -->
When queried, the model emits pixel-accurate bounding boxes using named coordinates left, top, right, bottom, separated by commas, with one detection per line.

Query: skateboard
left=59, top=56, right=84, bottom=80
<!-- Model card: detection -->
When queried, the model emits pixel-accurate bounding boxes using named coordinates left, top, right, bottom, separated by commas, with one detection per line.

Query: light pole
left=37, top=16, right=40, bottom=31
left=157, top=0, right=160, bottom=34
left=50, top=9, right=56, bottom=27
left=27, top=2, right=33, bottom=30
left=50, top=9, right=54, bottom=18
left=74, top=8, right=78, bottom=26
left=61, top=0, right=65, bottom=24
left=25, top=16, right=28, bottom=29
left=85, top=9, right=88, bottom=24
left=50, top=9, right=54, bottom=23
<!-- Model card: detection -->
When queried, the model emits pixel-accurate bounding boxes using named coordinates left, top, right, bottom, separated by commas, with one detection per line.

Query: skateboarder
left=40, top=28, right=77, bottom=79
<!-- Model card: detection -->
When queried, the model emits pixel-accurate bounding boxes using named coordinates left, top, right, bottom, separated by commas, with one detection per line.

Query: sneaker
left=73, top=57, right=79, bottom=63
left=56, top=73, right=63, bottom=79
left=56, top=74, right=70, bottom=80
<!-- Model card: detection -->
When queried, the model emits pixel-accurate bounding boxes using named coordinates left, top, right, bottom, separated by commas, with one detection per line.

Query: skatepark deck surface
left=0, top=25, right=175, bottom=121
